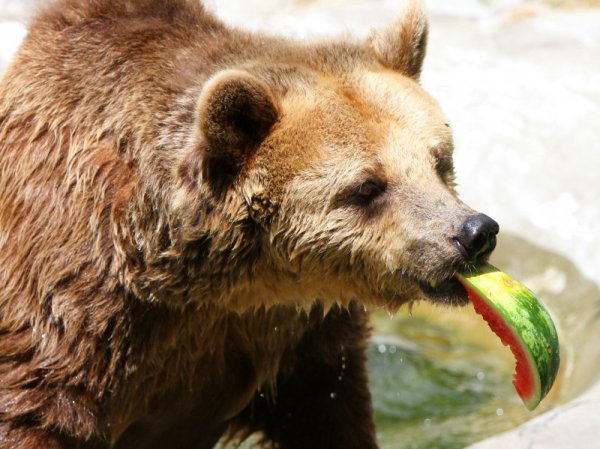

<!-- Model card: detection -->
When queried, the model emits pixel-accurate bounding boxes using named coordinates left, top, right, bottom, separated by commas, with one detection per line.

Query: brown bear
left=0, top=0, right=499, bottom=448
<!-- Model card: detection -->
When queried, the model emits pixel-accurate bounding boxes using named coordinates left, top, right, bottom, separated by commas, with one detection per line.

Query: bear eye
left=433, top=149, right=456, bottom=185
left=350, top=178, right=387, bottom=205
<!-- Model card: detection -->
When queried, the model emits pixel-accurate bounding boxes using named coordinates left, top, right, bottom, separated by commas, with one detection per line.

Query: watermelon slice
left=456, top=263, right=560, bottom=411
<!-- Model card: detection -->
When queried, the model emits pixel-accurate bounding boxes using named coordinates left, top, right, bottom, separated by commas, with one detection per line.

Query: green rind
left=458, top=263, right=560, bottom=410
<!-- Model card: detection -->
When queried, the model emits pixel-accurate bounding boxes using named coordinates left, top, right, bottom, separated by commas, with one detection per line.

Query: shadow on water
left=369, top=232, right=600, bottom=449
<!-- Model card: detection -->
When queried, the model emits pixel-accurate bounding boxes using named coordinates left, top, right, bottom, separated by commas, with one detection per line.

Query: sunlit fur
left=0, top=0, right=480, bottom=448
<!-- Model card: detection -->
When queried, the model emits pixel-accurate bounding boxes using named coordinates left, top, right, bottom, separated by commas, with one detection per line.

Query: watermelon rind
left=457, top=263, right=560, bottom=411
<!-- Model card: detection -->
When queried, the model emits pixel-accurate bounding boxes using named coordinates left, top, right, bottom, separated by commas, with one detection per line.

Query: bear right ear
left=196, top=70, right=279, bottom=167
left=368, top=0, right=428, bottom=79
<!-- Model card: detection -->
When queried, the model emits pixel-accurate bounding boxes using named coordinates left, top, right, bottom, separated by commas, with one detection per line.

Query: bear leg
left=233, top=301, right=378, bottom=449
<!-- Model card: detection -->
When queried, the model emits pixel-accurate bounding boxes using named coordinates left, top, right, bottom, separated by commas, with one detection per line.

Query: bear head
left=164, top=1, right=499, bottom=312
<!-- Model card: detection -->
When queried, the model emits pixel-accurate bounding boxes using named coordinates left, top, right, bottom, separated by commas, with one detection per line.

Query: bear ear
left=368, top=0, right=428, bottom=79
left=196, top=70, right=279, bottom=166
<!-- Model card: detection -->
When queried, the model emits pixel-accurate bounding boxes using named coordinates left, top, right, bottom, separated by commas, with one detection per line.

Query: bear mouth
left=419, top=276, right=469, bottom=306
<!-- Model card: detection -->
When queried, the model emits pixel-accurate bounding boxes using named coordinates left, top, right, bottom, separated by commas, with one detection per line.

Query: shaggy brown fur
left=0, top=0, right=496, bottom=448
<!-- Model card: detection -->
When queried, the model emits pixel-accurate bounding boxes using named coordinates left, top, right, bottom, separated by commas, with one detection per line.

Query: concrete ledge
left=467, top=380, right=600, bottom=448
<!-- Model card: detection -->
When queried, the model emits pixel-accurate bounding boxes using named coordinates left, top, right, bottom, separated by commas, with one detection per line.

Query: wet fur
left=0, top=0, right=474, bottom=448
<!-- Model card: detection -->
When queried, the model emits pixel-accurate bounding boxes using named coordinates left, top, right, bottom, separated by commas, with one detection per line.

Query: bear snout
left=453, top=213, right=499, bottom=263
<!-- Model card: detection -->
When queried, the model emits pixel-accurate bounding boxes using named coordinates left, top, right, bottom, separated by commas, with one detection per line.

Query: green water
left=369, top=304, right=546, bottom=449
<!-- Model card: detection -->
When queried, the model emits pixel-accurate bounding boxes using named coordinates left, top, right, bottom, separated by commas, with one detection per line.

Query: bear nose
left=454, top=213, right=499, bottom=262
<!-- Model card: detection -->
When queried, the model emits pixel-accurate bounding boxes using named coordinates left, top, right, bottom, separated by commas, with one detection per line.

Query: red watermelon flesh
left=464, top=283, right=535, bottom=400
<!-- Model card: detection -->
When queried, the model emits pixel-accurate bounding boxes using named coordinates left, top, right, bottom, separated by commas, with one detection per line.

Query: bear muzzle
left=417, top=212, right=499, bottom=306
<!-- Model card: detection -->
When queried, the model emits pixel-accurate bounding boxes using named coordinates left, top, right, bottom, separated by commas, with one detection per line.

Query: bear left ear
left=196, top=69, right=279, bottom=166
left=368, top=0, right=428, bottom=79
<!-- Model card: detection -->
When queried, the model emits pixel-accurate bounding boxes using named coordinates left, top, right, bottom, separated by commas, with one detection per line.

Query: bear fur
left=0, top=1, right=496, bottom=448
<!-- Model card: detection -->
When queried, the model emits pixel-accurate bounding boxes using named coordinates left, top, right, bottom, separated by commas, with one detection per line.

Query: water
left=369, top=306, right=530, bottom=449
left=368, top=232, right=600, bottom=449
left=369, top=303, right=526, bottom=448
